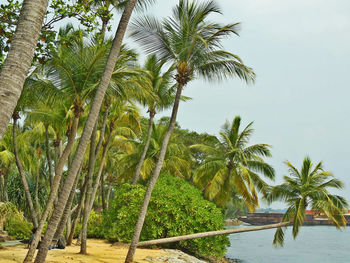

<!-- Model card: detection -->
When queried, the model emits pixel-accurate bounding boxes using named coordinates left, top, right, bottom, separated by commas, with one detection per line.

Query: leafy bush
left=103, top=174, right=229, bottom=257
left=5, top=214, right=33, bottom=240
left=87, top=210, right=104, bottom=238
left=74, top=210, right=104, bottom=239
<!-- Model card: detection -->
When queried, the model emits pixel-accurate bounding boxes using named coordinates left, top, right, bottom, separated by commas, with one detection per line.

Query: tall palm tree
left=125, top=1, right=255, bottom=261
left=266, top=157, right=348, bottom=246
left=32, top=1, right=140, bottom=262
left=132, top=55, right=175, bottom=184
left=0, top=0, right=49, bottom=141
left=191, top=116, right=275, bottom=210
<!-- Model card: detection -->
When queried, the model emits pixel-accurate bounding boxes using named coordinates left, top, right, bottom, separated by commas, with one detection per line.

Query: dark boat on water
left=238, top=211, right=350, bottom=226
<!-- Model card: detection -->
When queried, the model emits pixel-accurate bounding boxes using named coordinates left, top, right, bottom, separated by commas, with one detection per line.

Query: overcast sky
left=124, top=0, right=350, bottom=207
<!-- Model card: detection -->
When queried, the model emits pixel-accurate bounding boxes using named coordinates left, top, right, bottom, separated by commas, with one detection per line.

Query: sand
left=0, top=239, right=167, bottom=263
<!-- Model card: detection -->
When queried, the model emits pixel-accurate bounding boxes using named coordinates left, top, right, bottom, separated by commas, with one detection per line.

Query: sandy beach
left=0, top=239, right=167, bottom=263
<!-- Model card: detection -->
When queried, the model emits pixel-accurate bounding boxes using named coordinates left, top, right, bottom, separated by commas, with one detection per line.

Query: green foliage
left=103, top=174, right=229, bottom=257
left=266, top=157, right=349, bottom=246
left=5, top=214, right=33, bottom=240
left=86, top=210, right=104, bottom=238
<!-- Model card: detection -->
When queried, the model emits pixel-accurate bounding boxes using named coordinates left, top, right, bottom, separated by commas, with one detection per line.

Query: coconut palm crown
left=266, top=157, right=348, bottom=246
left=192, top=116, right=275, bottom=209
left=130, top=0, right=255, bottom=87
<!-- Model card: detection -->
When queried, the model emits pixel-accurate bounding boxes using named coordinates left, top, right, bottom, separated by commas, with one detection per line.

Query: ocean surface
left=226, top=225, right=349, bottom=263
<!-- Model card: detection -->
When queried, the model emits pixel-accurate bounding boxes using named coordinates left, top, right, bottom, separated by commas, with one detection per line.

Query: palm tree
left=32, top=1, right=140, bottom=262
left=266, top=157, right=348, bottom=246
left=125, top=1, right=255, bottom=261
left=132, top=55, right=175, bottom=184
left=0, top=0, right=49, bottom=141
left=125, top=122, right=191, bottom=182
left=191, top=116, right=275, bottom=210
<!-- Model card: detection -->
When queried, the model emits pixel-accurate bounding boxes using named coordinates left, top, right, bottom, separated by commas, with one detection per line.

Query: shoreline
left=0, top=238, right=236, bottom=263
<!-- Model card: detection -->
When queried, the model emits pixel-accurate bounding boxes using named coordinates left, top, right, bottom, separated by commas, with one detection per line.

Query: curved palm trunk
left=137, top=222, right=290, bottom=247
left=125, top=84, right=183, bottom=263
left=132, top=111, right=155, bottom=185
left=44, top=124, right=54, bottom=189
left=34, top=167, right=41, bottom=218
left=66, top=179, right=87, bottom=246
left=80, top=122, right=98, bottom=254
left=12, top=115, right=38, bottom=228
left=106, top=183, right=112, bottom=210
left=0, top=0, right=49, bottom=141
left=24, top=116, right=79, bottom=262
left=33, top=2, right=138, bottom=262
left=53, top=167, right=81, bottom=241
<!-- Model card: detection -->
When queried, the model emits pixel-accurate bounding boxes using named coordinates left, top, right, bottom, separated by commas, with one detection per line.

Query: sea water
left=226, top=225, right=349, bottom=263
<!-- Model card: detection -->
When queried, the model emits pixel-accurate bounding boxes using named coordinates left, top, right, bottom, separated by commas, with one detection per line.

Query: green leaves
left=102, top=174, right=229, bottom=257
left=266, top=157, right=348, bottom=247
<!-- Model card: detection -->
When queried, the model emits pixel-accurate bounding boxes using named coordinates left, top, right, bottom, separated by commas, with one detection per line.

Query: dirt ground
left=0, top=239, right=166, bottom=263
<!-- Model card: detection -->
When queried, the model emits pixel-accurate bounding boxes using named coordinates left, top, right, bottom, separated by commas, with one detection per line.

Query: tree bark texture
left=0, top=0, right=49, bottom=141
left=13, top=116, right=38, bottom=228
left=45, top=124, right=54, bottom=190
left=125, top=84, right=183, bottom=263
left=33, top=1, right=138, bottom=261
left=67, top=177, right=87, bottom=246
left=80, top=121, right=98, bottom=254
left=53, top=168, right=81, bottom=240
left=132, top=111, right=155, bottom=185
left=137, top=222, right=290, bottom=247
left=24, top=116, right=79, bottom=262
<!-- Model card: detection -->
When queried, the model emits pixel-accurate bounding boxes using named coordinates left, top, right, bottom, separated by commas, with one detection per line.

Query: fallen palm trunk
left=137, top=222, right=290, bottom=247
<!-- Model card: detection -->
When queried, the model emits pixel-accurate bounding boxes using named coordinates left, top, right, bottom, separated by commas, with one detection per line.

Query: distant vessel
left=238, top=210, right=350, bottom=226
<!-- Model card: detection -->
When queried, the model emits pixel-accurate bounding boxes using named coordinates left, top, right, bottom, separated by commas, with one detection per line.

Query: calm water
left=226, top=225, right=350, bottom=263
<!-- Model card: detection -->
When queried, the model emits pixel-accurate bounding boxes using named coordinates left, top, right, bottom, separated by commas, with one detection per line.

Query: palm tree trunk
left=24, top=116, right=79, bottom=262
left=125, top=84, right=183, bottom=263
left=35, top=167, right=41, bottom=218
left=67, top=175, right=87, bottom=246
left=80, top=121, right=98, bottom=254
left=53, top=168, right=81, bottom=241
left=45, top=124, right=54, bottom=189
left=33, top=3, right=138, bottom=261
left=12, top=114, right=38, bottom=228
left=3, top=164, right=10, bottom=202
left=101, top=167, right=106, bottom=211
left=106, top=183, right=112, bottom=210
left=132, top=110, right=155, bottom=185
left=0, top=0, right=49, bottom=141
left=88, top=132, right=112, bottom=211
left=137, top=222, right=290, bottom=247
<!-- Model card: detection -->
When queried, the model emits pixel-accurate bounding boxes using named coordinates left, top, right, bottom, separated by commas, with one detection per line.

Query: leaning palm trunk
left=33, top=1, right=138, bottom=262
left=81, top=131, right=112, bottom=253
left=53, top=168, right=81, bottom=241
left=0, top=0, right=49, bottom=141
left=106, top=183, right=112, bottom=210
left=132, top=111, right=155, bottom=185
left=125, top=84, right=183, bottom=263
left=137, top=222, right=290, bottom=247
left=89, top=132, right=112, bottom=211
left=80, top=109, right=109, bottom=253
left=80, top=122, right=98, bottom=254
left=67, top=177, right=87, bottom=246
left=12, top=114, right=38, bottom=228
left=24, top=116, right=80, bottom=262
left=44, top=124, right=54, bottom=189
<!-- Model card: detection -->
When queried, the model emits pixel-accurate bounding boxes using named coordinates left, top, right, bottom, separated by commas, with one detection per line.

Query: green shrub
left=74, top=210, right=104, bottom=239
left=103, top=174, right=229, bottom=257
left=5, top=214, right=33, bottom=240
left=87, top=210, right=104, bottom=238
